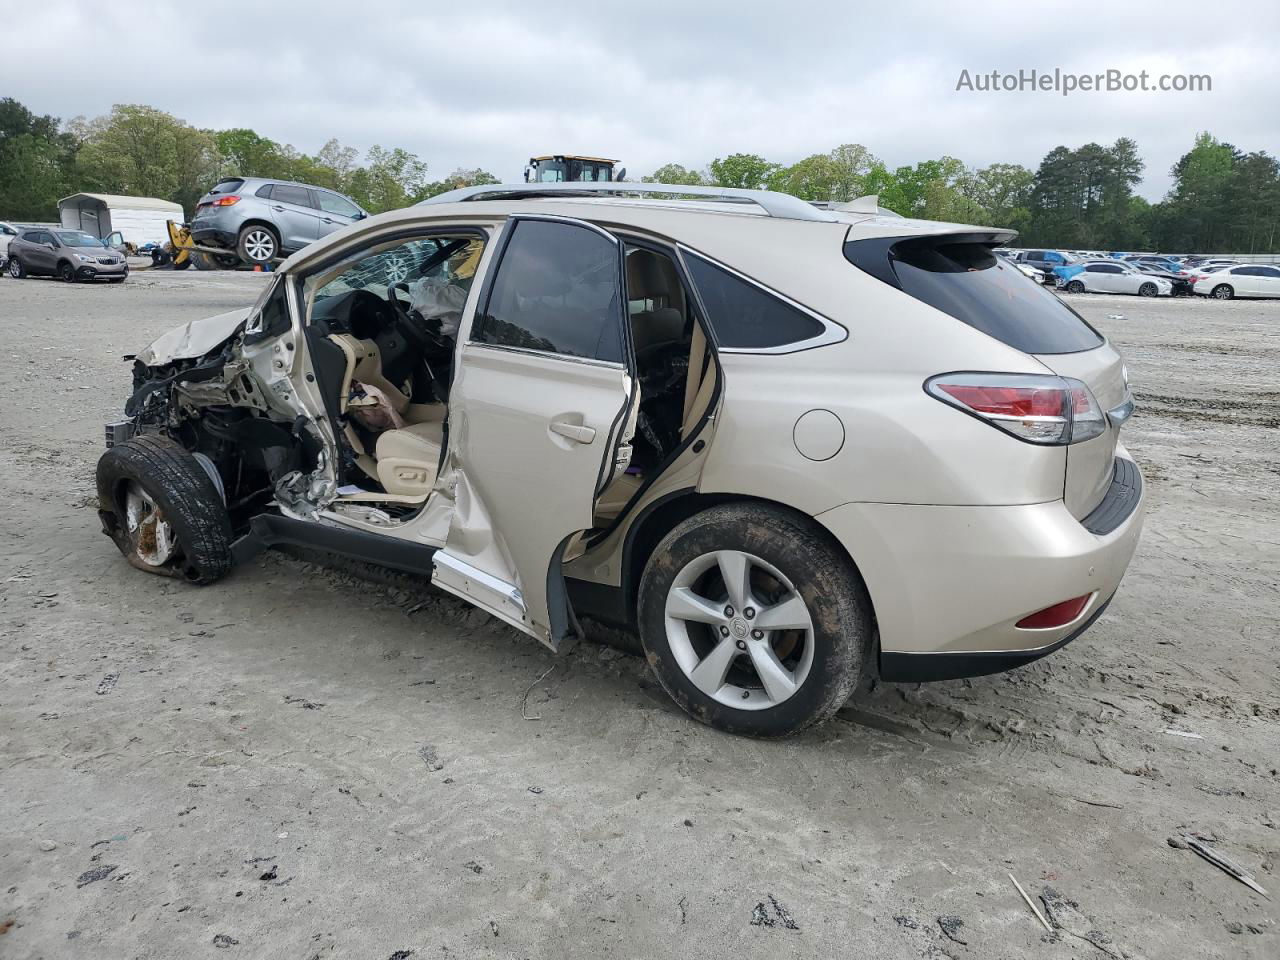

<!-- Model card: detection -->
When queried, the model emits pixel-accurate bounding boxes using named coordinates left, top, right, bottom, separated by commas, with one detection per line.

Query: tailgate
left=1035, top=343, right=1130, bottom=519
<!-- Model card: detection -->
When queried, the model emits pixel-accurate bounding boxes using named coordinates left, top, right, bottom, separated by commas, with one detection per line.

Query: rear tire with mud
left=637, top=502, right=873, bottom=738
left=96, top=435, right=233, bottom=584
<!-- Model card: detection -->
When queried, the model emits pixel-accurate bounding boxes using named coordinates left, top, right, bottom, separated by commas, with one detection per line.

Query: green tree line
left=648, top=135, right=1280, bottom=253
left=3, top=96, right=1277, bottom=252
left=0, top=99, right=497, bottom=221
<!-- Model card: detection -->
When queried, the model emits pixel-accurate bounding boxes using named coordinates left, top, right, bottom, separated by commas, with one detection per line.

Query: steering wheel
left=386, top=281, right=448, bottom=354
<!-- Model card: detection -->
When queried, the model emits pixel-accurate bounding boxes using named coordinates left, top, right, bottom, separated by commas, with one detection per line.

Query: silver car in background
left=190, top=177, right=368, bottom=267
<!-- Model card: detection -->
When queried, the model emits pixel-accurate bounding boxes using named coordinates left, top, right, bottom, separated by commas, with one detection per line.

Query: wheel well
left=238, top=220, right=280, bottom=240
left=620, top=491, right=877, bottom=636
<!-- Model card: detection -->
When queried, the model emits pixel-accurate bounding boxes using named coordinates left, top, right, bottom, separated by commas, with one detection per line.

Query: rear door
left=433, top=215, right=634, bottom=650
left=1082, top=264, right=1110, bottom=291
left=265, top=184, right=321, bottom=250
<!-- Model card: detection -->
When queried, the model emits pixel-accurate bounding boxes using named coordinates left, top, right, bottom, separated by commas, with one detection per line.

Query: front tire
left=637, top=503, right=872, bottom=737
left=237, top=225, right=279, bottom=266
left=1211, top=284, right=1234, bottom=300
left=1066, top=280, right=1085, bottom=293
left=58, top=261, right=76, bottom=282
left=1139, top=282, right=1158, bottom=297
left=96, top=435, right=233, bottom=584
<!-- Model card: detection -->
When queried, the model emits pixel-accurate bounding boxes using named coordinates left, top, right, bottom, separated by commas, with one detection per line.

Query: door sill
left=432, top=552, right=535, bottom=639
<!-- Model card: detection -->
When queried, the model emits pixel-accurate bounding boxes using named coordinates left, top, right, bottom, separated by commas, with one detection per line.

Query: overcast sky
left=3, top=1, right=1276, bottom=198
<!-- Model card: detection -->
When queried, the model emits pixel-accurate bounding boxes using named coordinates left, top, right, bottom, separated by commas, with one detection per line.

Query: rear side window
left=846, top=237, right=1103, bottom=355
left=684, top=252, right=825, bottom=349
left=474, top=219, right=624, bottom=363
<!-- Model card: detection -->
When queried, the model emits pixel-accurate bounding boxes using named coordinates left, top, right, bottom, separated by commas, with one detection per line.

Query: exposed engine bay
left=114, top=235, right=484, bottom=533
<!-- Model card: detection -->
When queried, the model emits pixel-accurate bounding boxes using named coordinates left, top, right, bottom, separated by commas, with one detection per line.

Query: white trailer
left=58, top=194, right=185, bottom=248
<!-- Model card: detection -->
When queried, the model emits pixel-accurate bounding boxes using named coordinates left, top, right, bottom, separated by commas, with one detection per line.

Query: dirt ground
left=1, top=267, right=1277, bottom=960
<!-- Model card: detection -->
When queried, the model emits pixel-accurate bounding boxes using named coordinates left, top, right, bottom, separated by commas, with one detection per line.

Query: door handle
left=550, top=421, right=596, bottom=444
left=321, top=217, right=335, bottom=223
left=271, top=205, right=285, bottom=211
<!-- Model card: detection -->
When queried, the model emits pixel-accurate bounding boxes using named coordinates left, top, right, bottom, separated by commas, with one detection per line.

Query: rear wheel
left=1211, top=284, right=1234, bottom=300
left=1066, top=279, right=1085, bottom=293
left=58, top=261, right=76, bottom=282
left=8, top=257, right=25, bottom=279
left=237, top=225, right=278, bottom=266
left=1139, top=282, right=1158, bottom=297
left=96, top=435, right=233, bottom=584
left=638, top=503, right=872, bottom=737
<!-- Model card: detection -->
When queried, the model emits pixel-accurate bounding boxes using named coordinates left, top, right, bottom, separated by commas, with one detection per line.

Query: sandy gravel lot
left=1, top=268, right=1277, bottom=959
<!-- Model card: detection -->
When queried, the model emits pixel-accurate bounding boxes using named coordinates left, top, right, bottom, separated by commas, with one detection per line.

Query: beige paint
left=259, top=195, right=1143, bottom=661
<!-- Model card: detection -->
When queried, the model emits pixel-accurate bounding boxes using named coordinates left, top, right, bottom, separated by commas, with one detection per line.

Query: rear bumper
left=191, top=226, right=238, bottom=249
left=880, top=596, right=1112, bottom=681
left=815, top=456, right=1145, bottom=678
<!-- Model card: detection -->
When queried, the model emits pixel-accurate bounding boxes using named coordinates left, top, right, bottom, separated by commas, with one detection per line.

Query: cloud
left=2, top=0, right=1276, bottom=197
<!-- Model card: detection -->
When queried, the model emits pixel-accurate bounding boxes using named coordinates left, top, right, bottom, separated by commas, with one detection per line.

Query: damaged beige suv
left=96, top=183, right=1144, bottom=737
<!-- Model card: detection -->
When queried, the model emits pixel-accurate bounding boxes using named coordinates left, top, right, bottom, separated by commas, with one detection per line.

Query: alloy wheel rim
left=664, top=550, right=815, bottom=710
left=8, top=260, right=18, bottom=277
left=244, top=230, right=275, bottom=261
left=383, top=253, right=409, bottom=284
left=124, top=482, right=177, bottom=567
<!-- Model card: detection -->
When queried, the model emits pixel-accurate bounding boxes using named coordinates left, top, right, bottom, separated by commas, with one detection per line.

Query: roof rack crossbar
left=416, top=182, right=838, bottom=223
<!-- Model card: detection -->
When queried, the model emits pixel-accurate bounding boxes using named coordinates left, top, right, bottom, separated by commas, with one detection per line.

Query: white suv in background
left=95, top=183, right=1144, bottom=737
left=0, top=221, right=19, bottom=268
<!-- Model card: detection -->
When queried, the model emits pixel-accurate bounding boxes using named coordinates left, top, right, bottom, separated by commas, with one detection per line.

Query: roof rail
left=416, top=182, right=838, bottom=223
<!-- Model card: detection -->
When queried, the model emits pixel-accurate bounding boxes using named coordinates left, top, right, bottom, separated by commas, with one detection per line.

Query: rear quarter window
left=845, top=236, right=1104, bottom=355
left=684, top=251, right=825, bottom=349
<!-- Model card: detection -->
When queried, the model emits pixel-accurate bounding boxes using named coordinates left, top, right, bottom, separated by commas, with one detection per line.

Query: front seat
left=374, top=419, right=444, bottom=497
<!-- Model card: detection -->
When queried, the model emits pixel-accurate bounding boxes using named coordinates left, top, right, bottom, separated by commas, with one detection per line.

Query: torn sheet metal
left=136, top=308, right=251, bottom=366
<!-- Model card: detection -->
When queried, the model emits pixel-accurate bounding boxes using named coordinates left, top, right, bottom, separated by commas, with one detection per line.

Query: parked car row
left=996, top=247, right=1280, bottom=299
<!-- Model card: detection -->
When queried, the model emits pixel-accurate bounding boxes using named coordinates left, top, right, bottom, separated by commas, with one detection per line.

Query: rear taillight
left=1016, top=594, right=1091, bottom=629
left=210, top=196, right=240, bottom=206
left=926, top=373, right=1107, bottom=445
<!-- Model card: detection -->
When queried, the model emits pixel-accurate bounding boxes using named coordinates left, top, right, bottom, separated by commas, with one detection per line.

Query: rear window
left=210, top=178, right=244, bottom=194
left=845, top=237, right=1104, bottom=355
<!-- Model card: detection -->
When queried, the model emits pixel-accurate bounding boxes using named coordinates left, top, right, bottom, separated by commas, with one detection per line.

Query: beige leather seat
left=375, top=420, right=444, bottom=497
left=329, top=334, right=410, bottom=416
left=327, top=333, right=448, bottom=498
